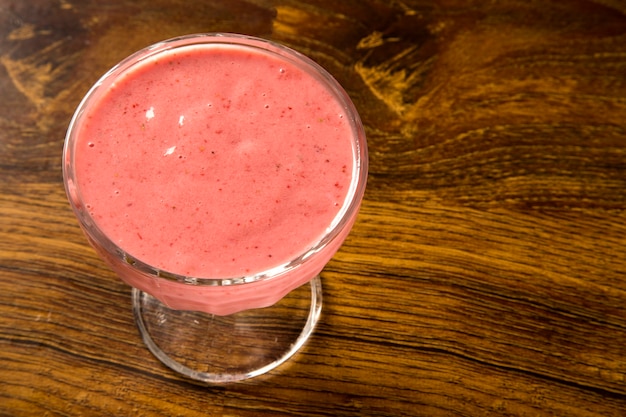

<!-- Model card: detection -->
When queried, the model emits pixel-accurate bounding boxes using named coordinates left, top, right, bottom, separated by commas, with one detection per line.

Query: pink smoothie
left=65, top=35, right=366, bottom=315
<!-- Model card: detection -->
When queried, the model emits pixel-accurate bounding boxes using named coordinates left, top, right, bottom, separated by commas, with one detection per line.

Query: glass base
left=131, top=276, right=322, bottom=383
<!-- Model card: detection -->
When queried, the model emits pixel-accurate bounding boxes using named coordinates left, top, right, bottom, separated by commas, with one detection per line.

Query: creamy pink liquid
left=70, top=39, right=362, bottom=315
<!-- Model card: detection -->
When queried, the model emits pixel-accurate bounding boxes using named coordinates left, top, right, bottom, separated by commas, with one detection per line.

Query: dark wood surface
left=2, top=0, right=626, bottom=415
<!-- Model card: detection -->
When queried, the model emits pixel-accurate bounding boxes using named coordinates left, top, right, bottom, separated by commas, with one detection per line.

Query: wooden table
left=2, top=1, right=626, bottom=415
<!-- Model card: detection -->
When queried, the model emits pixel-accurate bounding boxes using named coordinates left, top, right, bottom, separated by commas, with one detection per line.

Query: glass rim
left=63, top=32, right=368, bottom=286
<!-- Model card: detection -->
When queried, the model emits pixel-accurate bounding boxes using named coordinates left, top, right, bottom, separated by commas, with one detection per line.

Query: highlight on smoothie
left=63, top=33, right=367, bottom=383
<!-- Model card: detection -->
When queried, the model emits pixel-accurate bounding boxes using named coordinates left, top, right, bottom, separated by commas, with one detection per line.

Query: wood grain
left=2, top=0, right=626, bottom=416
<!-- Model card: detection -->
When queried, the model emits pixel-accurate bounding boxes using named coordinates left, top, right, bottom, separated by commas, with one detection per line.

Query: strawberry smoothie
left=64, top=34, right=367, bottom=315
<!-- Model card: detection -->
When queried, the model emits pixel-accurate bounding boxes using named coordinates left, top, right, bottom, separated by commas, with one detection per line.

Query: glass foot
left=132, top=276, right=322, bottom=383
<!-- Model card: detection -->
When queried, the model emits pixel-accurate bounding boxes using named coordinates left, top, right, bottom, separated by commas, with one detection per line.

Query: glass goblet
left=63, top=33, right=368, bottom=383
